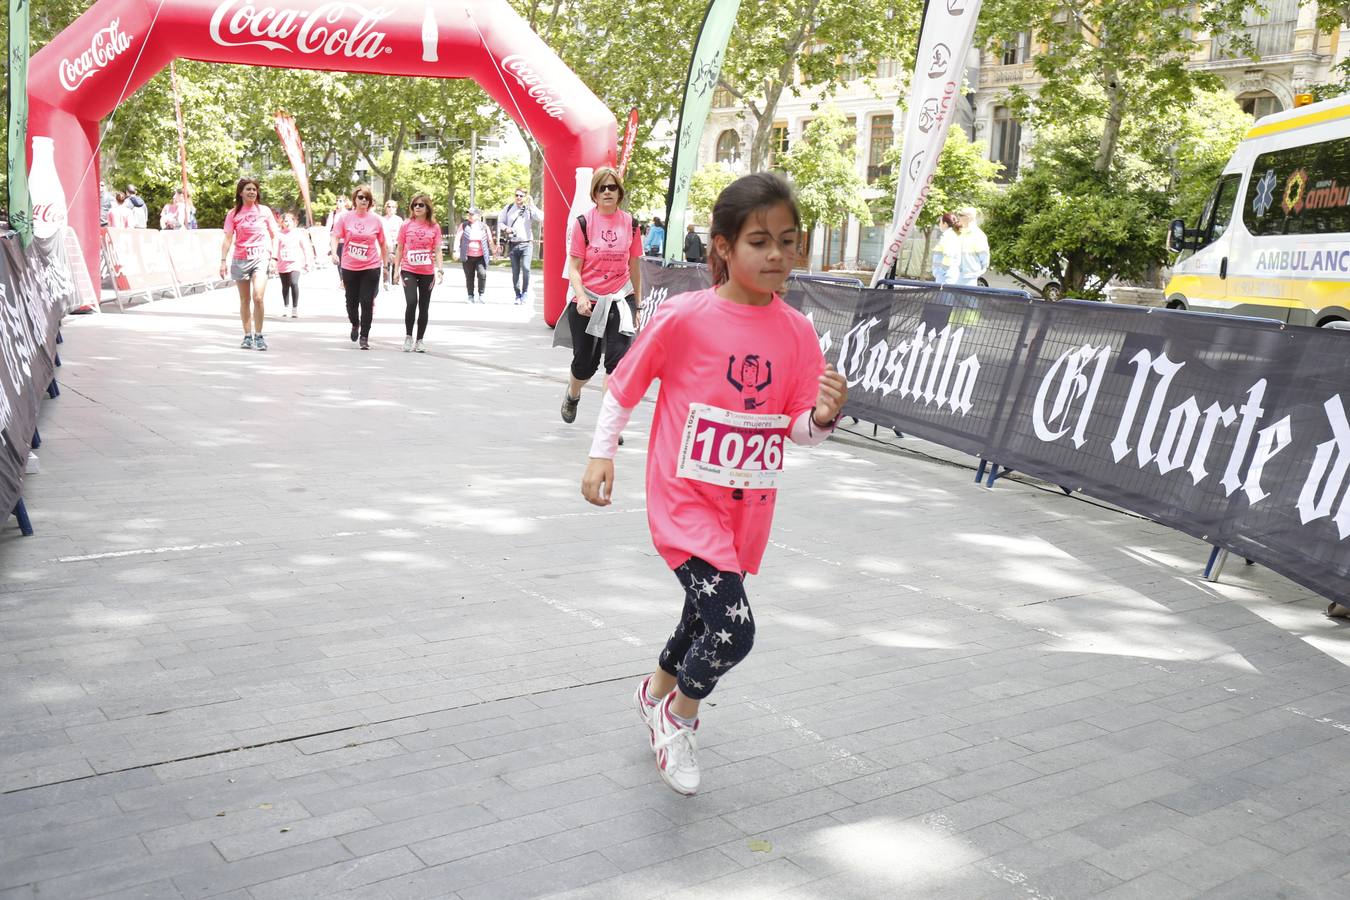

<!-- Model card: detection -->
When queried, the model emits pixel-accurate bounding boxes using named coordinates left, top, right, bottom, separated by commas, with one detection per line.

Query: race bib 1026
left=676, top=403, right=790, bottom=489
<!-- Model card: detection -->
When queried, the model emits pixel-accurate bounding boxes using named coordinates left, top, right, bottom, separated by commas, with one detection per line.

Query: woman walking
left=932, top=212, right=960, bottom=285
left=394, top=193, right=443, bottom=352
left=580, top=172, right=847, bottom=795
left=454, top=209, right=496, bottom=303
left=219, top=177, right=279, bottom=350
left=559, top=167, right=643, bottom=426
left=275, top=212, right=313, bottom=318
left=330, top=185, right=387, bottom=350
left=380, top=199, right=403, bottom=292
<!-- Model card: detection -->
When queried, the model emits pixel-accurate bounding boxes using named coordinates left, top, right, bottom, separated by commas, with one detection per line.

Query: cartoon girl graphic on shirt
left=726, top=354, right=773, bottom=410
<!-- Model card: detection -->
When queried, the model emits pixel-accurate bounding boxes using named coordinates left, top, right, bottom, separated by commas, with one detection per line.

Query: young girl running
left=581, top=173, right=848, bottom=795
left=394, top=193, right=444, bottom=352
left=275, top=212, right=313, bottom=318
left=219, top=178, right=279, bottom=350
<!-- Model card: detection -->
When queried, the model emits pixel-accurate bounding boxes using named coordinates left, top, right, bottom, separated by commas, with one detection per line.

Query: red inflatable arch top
left=27, top=0, right=616, bottom=326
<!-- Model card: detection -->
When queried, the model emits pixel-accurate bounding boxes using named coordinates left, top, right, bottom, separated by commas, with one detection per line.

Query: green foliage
left=779, top=108, right=870, bottom=230
left=467, top=158, right=531, bottom=218
left=688, top=163, right=737, bottom=226
left=873, top=128, right=1003, bottom=230
left=1170, top=89, right=1252, bottom=226
left=720, top=0, right=920, bottom=172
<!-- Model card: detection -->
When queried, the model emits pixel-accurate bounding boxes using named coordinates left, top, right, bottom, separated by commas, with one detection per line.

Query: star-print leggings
left=658, top=557, right=756, bottom=701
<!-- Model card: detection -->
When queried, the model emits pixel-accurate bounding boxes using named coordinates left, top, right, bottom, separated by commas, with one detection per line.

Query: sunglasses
left=596, top=183, right=621, bottom=194
left=515, top=194, right=526, bottom=199
left=412, top=202, right=427, bottom=208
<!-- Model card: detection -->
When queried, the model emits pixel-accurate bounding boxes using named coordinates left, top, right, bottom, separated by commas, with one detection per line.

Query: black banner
left=0, top=232, right=75, bottom=517
left=640, top=260, right=1350, bottom=606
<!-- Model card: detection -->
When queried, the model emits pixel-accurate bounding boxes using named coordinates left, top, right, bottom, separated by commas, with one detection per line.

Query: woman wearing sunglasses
left=330, top=185, right=388, bottom=350
left=560, top=167, right=643, bottom=428
left=393, top=194, right=444, bottom=352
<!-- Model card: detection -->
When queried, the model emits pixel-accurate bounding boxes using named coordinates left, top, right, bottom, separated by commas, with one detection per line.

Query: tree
left=719, top=0, right=918, bottom=173
left=1168, top=89, right=1252, bottom=226
left=779, top=108, right=870, bottom=235
left=979, top=1, right=1254, bottom=176
left=688, top=163, right=737, bottom=226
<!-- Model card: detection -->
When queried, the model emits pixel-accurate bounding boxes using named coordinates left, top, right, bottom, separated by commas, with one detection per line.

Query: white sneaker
left=402, top=336, right=413, bottom=352
left=414, top=340, right=426, bottom=353
left=652, top=694, right=700, bottom=795
left=633, top=677, right=660, bottom=749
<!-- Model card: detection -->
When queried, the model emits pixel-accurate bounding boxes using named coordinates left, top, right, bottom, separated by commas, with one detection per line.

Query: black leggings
left=462, top=255, right=487, bottom=297
left=658, top=557, right=755, bottom=701
left=403, top=273, right=434, bottom=339
left=342, top=267, right=380, bottom=338
left=566, top=296, right=637, bottom=382
left=279, top=271, right=300, bottom=308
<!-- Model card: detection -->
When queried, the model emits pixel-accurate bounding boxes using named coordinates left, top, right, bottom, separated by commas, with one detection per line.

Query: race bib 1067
left=676, top=403, right=790, bottom=489
left=348, top=242, right=370, bottom=260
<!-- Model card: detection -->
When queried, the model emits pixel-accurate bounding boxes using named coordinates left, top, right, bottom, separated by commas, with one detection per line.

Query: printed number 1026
left=690, top=423, right=784, bottom=471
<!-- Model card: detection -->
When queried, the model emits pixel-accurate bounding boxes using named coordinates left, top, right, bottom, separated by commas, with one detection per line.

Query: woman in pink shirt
left=275, top=212, right=313, bottom=318
left=106, top=192, right=134, bottom=228
left=219, top=178, right=279, bottom=351
left=580, top=173, right=848, bottom=795
left=393, top=193, right=444, bottom=352
left=559, top=167, right=643, bottom=427
left=329, top=185, right=387, bottom=350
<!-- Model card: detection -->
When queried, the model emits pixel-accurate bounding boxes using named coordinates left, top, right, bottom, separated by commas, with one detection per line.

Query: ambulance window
left=1244, top=136, right=1350, bottom=237
left=1205, top=175, right=1242, bottom=245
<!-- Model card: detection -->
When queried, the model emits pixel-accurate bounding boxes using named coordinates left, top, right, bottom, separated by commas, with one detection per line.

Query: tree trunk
left=920, top=227, right=933, bottom=278
left=741, top=2, right=818, bottom=173
left=383, top=121, right=407, bottom=204
left=1094, top=70, right=1125, bottom=175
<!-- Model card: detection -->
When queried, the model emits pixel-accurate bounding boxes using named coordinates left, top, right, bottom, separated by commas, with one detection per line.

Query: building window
left=715, top=130, right=742, bottom=166
left=1001, top=32, right=1030, bottom=65
left=769, top=123, right=789, bottom=168
left=1238, top=91, right=1283, bottom=120
left=877, top=57, right=898, bottom=79
left=1212, top=0, right=1297, bottom=59
left=991, top=106, right=1021, bottom=183
left=712, top=87, right=733, bottom=108
left=867, top=114, right=894, bottom=183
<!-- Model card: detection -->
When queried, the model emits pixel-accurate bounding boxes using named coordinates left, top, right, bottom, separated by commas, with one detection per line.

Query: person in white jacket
left=932, top=212, right=960, bottom=285
left=954, top=206, right=990, bottom=286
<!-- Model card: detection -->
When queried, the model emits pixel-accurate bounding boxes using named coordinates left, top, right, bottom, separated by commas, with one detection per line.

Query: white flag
left=870, top=0, right=983, bottom=286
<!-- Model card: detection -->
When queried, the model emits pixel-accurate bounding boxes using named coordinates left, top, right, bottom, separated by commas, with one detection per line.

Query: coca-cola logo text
left=59, top=19, right=132, bottom=92
left=209, top=1, right=393, bottom=59
left=501, top=56, right=568, bottom=119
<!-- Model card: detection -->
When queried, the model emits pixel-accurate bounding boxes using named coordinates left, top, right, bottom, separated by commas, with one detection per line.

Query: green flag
left=7, top=0, right=32, bottom=244
left=663, top=0, right=741, bottom=261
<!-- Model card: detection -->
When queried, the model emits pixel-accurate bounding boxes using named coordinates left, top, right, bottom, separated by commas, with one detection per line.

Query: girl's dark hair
left=408, top=192, right=438, bottom=229
left=233, top=177, right=261, bottom=212
left=941, top=212, right=959, bottom=229
left=708, top=172, right=801, bottom=285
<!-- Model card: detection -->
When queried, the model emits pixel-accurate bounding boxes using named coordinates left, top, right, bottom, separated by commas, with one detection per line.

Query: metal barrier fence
left=639, top=259, right=1350, bottom=608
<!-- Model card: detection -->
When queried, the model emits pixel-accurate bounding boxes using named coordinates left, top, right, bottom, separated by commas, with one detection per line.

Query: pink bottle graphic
left=29, top=136, right=68, bottom=240
left=421, top=8, right=439, bottom=63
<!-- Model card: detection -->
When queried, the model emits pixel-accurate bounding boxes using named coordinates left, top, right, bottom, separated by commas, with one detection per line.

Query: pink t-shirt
left=335, top=210, right=385, bottom=271
left=568, top=209, right=640, bottom=297
left=276, top=229, right=309, bottom=273
left=107, top=204, right=133, bottom=228
left=607, top=288, right=824, bottom=574
left=223, top=204, right=278, bottom=261
left=398, top=219, right=440, bottom=275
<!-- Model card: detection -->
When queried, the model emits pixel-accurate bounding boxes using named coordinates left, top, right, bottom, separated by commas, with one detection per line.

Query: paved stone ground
left=3, top=270, right=1350, bottom=899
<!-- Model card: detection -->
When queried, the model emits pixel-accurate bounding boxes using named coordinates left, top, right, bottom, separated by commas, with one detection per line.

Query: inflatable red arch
left=27, top=0, right=617, bottom=326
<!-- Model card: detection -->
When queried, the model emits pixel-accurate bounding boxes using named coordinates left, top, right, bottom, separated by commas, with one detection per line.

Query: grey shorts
left=229, top=256, right=265, bottom=281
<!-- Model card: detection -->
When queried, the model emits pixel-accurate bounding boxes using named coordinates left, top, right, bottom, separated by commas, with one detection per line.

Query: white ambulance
left=1166, top=93, right=1350, bottom=327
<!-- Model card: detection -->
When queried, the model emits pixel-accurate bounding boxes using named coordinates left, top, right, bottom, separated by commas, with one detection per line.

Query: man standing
left=683, top=224, right=704, bottom=262
left=99, top=180, right=114, bottom=227
left=498, top=187, right=542, bottom=305
left=125, top=185, right=148, bottom=228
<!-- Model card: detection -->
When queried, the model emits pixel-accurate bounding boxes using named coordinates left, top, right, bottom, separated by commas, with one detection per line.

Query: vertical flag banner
left=870, top=0, right=983, bottom=287
left=169, top=61, right=192, bottom=223
left=663, top=0, right=742, bottom=261
left=617, top=107, right=639, bottom=179
left=7, top=0, right=33, bottom=244
left=273, top=112, right=314, bottom=226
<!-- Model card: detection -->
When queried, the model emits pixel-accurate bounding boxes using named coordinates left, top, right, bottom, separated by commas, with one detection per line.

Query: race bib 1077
left=406, top=249, right=432, bottom=266
left=676, top=403, right=790, bottom=489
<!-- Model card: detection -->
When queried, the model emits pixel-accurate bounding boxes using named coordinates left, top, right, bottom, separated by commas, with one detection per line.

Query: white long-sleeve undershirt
left=587, top=391, right=836, bottom=460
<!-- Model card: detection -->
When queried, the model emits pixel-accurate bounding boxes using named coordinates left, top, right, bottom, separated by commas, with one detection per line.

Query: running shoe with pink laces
left=652, top=693, right=700, bottom=795
left=633, top=676, right=660, bottom=748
